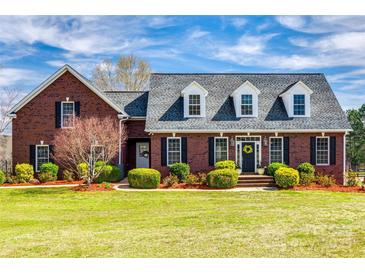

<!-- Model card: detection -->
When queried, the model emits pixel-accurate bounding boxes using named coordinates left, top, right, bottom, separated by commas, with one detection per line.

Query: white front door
left=136, top=142, right=150, bottom=168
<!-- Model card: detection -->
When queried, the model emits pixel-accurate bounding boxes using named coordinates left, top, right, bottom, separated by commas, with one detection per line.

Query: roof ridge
left=151, top=72, right=324, bottom=75
left=103, top=90, right=149, bottom=93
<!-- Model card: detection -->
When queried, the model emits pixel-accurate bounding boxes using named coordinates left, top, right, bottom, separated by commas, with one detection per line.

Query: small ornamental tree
left=54, top=117, right=127, bottom=185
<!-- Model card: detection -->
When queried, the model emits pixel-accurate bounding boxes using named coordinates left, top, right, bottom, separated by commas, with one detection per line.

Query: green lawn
left=1, top=188, right=365, bottom=257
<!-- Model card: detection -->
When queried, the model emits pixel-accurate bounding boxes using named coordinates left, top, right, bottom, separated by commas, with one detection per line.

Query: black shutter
left=330, top=136, right=336, bottom=165
left=75, top=101, right=80, bottom=117
left=310, top=137, right=316, bottom=165
left=29, top=145, right=36, bottom=170
left=208, top=137, right=215, bottom=166
left=55, top=102, right=61, bottom=128
left=49, top=145, right=55, bottom=163
left=181, top=137, right=187, bottom=163
left=283, top=137, right=290, bottom=166
left=161, top=137, right=167, bottom=166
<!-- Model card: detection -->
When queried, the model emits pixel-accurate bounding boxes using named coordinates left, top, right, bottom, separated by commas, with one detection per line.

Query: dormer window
left=279, top=81, right=313, bottom=118
left=293, top=94, right=305, bottom=115
left=241, top=94, right=253, bottom=115
left=231, top=81, right=260, bottom=118
left=181, top=81, right=208, bottom=118
left=188, top=94, right=201, bottom=116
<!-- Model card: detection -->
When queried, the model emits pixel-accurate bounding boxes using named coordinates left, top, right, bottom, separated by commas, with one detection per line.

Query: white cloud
left=188, top=28, right=210, bottom=40
left=230, top=17, right=247, bottom=29
left=0, top=68, right=41, bottom=88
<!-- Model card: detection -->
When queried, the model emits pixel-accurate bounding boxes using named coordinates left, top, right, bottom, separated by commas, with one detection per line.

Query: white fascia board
left=180, top=81, right=208, bottom=97
left=146, top=129, right=351, bottom=134
left=279, top=81, right=313, bottom=97
left=8, top=64, right=129, bottom=117
left=230, top=80, right=261, bottom=97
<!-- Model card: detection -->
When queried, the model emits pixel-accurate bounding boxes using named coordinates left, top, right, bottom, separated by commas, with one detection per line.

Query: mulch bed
left=159, top=183, right=209, bottom=189
left=73, top=183, right=115, bottom=192
left=293, top=184, right=365, bottom=193
left=0, top=180, right=84, bottom=187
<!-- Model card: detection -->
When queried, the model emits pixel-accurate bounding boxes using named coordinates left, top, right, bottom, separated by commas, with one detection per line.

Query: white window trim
left=35, top=144, right=49, bottom=172
left=214, top=137, right=229, bottom=163
left=269, top=136, right=284, bottom=164
left=167, top=137, right=182, bottom=166
left=188, top=94, right=201, bottom=117
left=230, top=81, right=260, bottom=118
left=61, top=101, right=75, bottom=129
left=316, top=136, right=330, bottom=166
left=241, top=94, right=254, bottom=116
left=293, top=94, right=306, bottom=116
left=181, top=81, right=207, bottom=118
left=235, top=136, right=262, bottom=169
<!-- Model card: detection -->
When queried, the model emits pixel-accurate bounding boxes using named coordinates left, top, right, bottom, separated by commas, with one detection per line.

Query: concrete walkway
left=0, top=184, right=79, bottom=189
left=114, top=182, right=277, bottom=192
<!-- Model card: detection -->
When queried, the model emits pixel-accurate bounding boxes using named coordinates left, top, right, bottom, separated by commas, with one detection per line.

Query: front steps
left=237, top=175, right=276, bottom=187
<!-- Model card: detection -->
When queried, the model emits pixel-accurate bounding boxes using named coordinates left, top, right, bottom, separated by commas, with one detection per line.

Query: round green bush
left=267, top=162, right=288, bottom=176
left=128, top=168, right=161, bottom=189
left=214, top=160, right=236, bottom=170
left=207, top=168, right=238, bottom=189
left=15, top=163, right=34, bottom=183
left=0, top=170, right=5, bottom=185
left=169, top=163, right=190, bottom=182
left=274, top=167, right=299, bottom=189
left=77, top=162, right=88, bottom=179
left=38, top=172, right=56, bottom=183
left=109, top=165, right=122, bottom=181
left=95, top=162, right=122, bottom=183
left=297, top=162, right=315, bottom=176
left=39, top=162, right=59, bottom=180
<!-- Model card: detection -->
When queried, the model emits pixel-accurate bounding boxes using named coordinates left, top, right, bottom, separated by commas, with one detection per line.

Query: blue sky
left=1, top=15, right=365, bottom=109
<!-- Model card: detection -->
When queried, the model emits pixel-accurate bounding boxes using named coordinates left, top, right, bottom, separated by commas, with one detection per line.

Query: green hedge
left=77, top=162, right=88, bottom=180
left=169, top=163, right=190, bottom=182
left=15, top=163, right=34, bottom=183
left=297, top=162, right=315, bottom=176
left=95, top=164, right=122, bottom=183
left=267, top=162, right=288, bottom=176
left=274, top=167, right=299, bottom=189
left=0, top=170, right=5, bottom=185
left=215, top=160, right=236, bottom=170
left=128, top=168, right=161, bottom=189
left=207, top=168, right=238, bottom=189
left=39, top=162, right=59, bottom=182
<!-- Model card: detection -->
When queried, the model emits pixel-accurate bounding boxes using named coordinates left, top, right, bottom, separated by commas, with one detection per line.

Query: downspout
left=118, top=116, right=128, bottom=166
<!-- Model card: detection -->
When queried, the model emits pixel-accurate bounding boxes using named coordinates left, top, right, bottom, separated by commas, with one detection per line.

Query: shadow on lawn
left=5, top=187, right=69, bottom=196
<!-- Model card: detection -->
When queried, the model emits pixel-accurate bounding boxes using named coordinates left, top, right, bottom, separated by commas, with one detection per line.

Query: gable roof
left=180, top=81, right=209, bottom=96
left=145, top=73, right=351, bottom=132
left=279, top=80, right=314, bottom=97
left=230, top=80, right=261, bottom=97
left=8, top=65, right=128, bottom=116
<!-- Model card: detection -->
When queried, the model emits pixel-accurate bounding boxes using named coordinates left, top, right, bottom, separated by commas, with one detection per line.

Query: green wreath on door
left=243, top=144, right=253, bottom=154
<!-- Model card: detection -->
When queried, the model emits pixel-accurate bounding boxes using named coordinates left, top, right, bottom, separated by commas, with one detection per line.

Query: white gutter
left=146, top=129, right=352, bottom=134
left=343, top=131, right=348, bottom=185
left=118, top=116, right=129, bottom=165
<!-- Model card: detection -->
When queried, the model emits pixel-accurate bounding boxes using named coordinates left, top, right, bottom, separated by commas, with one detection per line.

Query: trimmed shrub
left=316, top=174, right=337, bottom=187
left=63, top=170, right=75, bottom=182
left=207, top=168, right=238, bottom=189
left=39, top=172, right=56, bottom=183
left=169, top=163, right=190, bottom=182
left=95, top=162, right=122, bottom=183
left=77, top=162, right=88, bottom=180
left=0, top=170, right=5, bottom=185
left=39, top=162, right=59, bottom=181
left=299, top=173, right=314, bottom=186
left=297, top=162, right=315, bottom=176
left=215, top=160, right=236, bottom=170
left=196, top=172, right=208, bottom=185
left=274, top=167, right=299, bottom=189
left=15, top=163, right=34, bottom=183
left=128, top=168, right=161, bottom=189
left=186, top=174, right=199, bottom=185
left=109, top=165, right=122, bottom=182
left=267, top=162, right=288, bottom=176
left=162, top=174, right=179, bottom=187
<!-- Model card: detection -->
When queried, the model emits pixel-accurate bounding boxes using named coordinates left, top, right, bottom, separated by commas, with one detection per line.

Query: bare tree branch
left=0, top=88, right=21, bottom=134
left=53, top=116, right=127, bottom=185
left=91, top=54, right=151, bottom=91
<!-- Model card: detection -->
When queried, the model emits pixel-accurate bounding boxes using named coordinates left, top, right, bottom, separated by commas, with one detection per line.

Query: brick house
left=8, top=65, right=351, bottom=183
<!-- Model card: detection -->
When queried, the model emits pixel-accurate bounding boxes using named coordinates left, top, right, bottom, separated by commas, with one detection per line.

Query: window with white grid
left=293, top=94, right=305, bottom=115
left=167, top=138, right=181, bottom=165
left=241, top=94, right=253, bottom=115
left=188, top=94, right=201, bottom=116
left=215, top=137, right=228, bottom=163
left=36, top=145, right=49, bottom=172
left=61, top=101, right=75, bottom=128
left=316, top=137, right=329, bottom=165
left=270, top=137, right=283, bottom=163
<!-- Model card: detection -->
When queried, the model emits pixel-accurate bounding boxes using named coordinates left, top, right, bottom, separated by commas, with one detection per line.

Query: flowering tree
left=54, top=116, right=127, bottom=185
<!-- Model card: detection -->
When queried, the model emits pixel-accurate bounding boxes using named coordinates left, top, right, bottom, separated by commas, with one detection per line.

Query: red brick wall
left=12, top=71, right=121, bottom=168
left=150, top=132, right=345, bottom=183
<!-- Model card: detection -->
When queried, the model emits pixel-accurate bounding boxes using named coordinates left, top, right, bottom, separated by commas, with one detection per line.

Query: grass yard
left=1, top=188, right=365, bottom=257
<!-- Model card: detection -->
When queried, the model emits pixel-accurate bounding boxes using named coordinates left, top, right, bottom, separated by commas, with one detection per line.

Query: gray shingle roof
left=103, top=91, right=148, bottom=117
left=145, top=73, right=351, bottom=132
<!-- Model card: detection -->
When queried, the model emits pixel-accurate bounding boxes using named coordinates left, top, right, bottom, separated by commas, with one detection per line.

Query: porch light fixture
left=275, top=132, right=279, bottom=137
left=40, top=140, right=44, bottom=145
left=172, top=132, right=176, bottom=137
left=263, top=136, right=268, bottom=147
left=220, top=132, right=223, bottom=137
left=66, top=97, right=69, bottom=101
left=230, top=137, right=235, bottom=147
left=321, top=132, right=325, bottom=137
